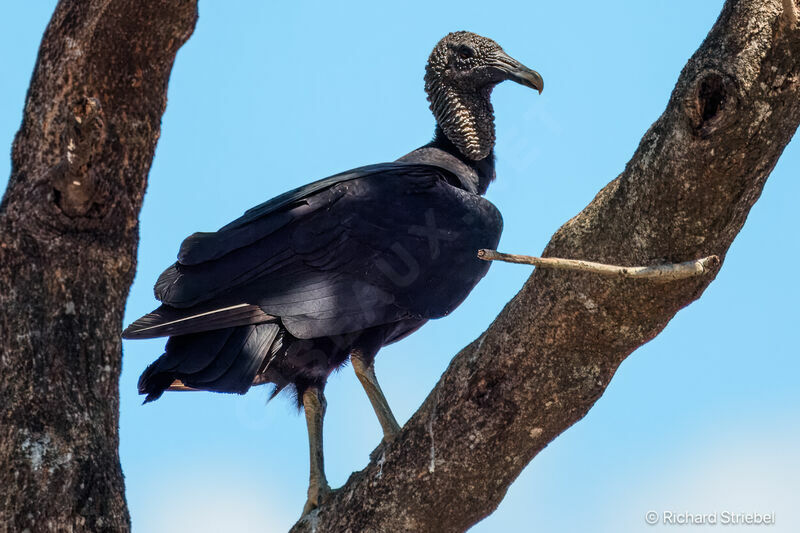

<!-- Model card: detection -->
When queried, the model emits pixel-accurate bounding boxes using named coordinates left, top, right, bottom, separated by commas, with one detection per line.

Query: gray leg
left=351, top=353, right=401, bottom=441
left=302, top=386, right=331, bottom=514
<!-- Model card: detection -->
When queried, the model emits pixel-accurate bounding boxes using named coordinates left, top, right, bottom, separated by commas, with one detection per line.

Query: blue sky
left=2, top=2, right=798, bottom=532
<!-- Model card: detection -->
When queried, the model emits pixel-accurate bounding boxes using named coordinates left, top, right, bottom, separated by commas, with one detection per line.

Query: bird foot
left=302, top=482, right=332, bottom=515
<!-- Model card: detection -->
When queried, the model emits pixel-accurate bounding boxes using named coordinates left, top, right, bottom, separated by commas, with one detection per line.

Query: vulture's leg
left=302, top=385, right=331, bottom=514
left=351, top=352, right=401, bottom=441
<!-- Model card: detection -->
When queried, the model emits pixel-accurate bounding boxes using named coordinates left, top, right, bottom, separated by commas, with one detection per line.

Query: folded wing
left=124, top=162, right=502, bottom=341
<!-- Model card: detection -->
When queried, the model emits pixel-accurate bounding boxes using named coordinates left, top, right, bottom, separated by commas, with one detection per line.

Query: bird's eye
left=457, top=45, right=475, bottom=59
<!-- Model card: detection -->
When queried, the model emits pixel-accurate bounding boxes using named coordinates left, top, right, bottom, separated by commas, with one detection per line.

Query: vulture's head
left=425, top=31, right=542, bottom=161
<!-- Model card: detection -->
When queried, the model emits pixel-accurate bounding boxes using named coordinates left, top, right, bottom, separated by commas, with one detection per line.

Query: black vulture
left=123, top=31, right=542, bottom=513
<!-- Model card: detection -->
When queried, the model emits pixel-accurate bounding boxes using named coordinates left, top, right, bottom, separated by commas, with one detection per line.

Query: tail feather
left=138, top=323, right=280, bottom=403
left=183, top=326, right=256, bottom=384
left=123, top=303, right=274, bottom=339
left=193, top=325, right=279, bottom=392
left=161, top=329, right=235, bottom=374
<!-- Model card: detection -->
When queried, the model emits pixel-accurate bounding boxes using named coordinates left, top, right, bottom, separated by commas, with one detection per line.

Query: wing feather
left=122, top=303, right=274, bottom=339
left=126, top=162, right=502, bottom=341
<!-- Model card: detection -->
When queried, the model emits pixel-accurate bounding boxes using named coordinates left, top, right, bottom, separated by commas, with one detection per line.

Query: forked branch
left=291, top=1, right=800, bottom=531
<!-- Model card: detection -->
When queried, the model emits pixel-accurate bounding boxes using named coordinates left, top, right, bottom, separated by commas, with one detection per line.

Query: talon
left=302, top=482, right=332, bottom=515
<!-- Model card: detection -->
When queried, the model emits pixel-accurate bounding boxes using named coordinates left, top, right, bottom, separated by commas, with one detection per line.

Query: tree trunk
left=0, top=1, right=196, bottom=531
left=290, top=1, right=800, bottom=531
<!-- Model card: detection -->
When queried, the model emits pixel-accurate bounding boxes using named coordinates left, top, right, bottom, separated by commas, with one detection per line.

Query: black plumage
left=127, top=148, right=502, bottom=400
left=123, top=30, right=542, bottom=513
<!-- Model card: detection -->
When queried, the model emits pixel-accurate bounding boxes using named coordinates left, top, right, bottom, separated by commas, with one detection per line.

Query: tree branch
left=291, top=1, right=800, bottom=531
left=0, top=2, right=197, bottom=531
left=478, top=249, right=720, bottom=280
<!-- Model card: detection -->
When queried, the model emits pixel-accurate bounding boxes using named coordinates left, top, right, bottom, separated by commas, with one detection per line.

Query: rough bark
left=0, top=1, right=197, bottom=531
left=291, top=1, right=800, bottom=532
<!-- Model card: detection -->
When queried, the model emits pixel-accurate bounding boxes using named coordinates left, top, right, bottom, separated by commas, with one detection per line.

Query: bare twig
left=478, top=249, right=720, bottom=281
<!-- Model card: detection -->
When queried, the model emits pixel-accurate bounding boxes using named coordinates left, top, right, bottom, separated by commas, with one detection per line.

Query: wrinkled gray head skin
left=425, top=31, right=543, bottom=161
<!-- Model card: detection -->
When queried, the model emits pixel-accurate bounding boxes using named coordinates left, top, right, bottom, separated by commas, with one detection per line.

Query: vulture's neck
left=427, top=82, right=496, bottom=161
left=428, top=125, right=495, bottom=195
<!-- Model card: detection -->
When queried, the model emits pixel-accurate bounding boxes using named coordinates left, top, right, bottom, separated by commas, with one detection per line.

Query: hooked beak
left=493, top=51, right=543, bottom=94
